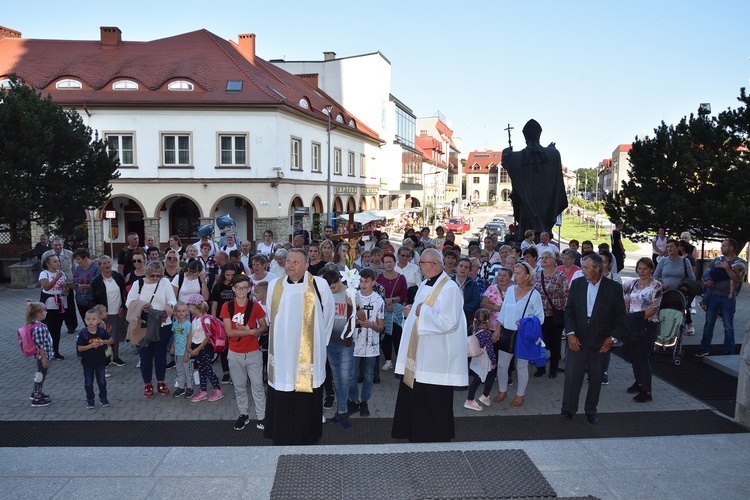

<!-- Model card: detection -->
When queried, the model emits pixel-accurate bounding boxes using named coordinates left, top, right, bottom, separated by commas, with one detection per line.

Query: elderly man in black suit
left=560, top=253, right=625, bottom=424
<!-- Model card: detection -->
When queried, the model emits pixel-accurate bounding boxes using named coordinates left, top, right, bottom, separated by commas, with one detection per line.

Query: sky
left=3, top=0, right=748, bottom=170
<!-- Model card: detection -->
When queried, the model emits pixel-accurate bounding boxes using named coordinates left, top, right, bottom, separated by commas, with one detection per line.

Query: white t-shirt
left=171, top=274, right=202, bottom=303
left=103, top=276, right=122, bottom=314
left=395, top=262, right=422, bottom=288
left=39, top=270, right=66, bottom=310
left=353, top=291, right=384, bottom=358
left=251, top=271, right=277, bottom=286
left=256, top=242, right=276, bottom=256
left=191, top=316, right=207, bottom=344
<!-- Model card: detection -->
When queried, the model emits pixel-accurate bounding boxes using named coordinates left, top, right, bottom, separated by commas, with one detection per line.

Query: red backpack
left=202, top=315, right=227, bottom=353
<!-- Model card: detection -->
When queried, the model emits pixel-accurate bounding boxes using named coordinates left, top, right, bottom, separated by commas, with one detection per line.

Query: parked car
left=446, top=217, right=471, bottom=234
left=484, top=222, right=504, bottom=237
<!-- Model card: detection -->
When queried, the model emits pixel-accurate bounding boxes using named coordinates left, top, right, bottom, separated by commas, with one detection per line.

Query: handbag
left=497, top=288, right=535, bottom=354
left=679, top=258, right=702, bottom=297
left=467, top=333, right=482, bottom=357
left=138, top=279, right=160, bottom=328
left=540, top=272, right=564, bottom=327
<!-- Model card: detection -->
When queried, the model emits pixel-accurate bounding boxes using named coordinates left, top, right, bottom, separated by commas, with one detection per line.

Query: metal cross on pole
left=504, top=123, right=514, bottom=148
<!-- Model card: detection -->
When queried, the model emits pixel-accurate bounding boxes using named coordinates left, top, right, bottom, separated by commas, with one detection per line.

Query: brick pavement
left=3, top=276, right=741, bottom=424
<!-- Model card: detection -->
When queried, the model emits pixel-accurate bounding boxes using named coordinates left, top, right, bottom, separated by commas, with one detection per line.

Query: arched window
left=168, top=80, right=194, bottom=91
left=56, top=79, right=82, bottom=90
left=170, top=198, right=201, bottom=238
left=112, top=80, right=138, bottom=90
left=299, top=98, right=309, bottom=109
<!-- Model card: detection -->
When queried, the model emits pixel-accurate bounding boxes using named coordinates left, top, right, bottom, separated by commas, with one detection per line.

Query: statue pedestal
left=10, top=261, right=39, bottom=289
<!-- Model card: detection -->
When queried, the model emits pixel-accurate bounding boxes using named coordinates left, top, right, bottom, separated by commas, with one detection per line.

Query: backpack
left=202, top=315, right=227, bottom=353
left=18, top=325, right=38, bottom=357
left=227, top=299, right=254, bottom=325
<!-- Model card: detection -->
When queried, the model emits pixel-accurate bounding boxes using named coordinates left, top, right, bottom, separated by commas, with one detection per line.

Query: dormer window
left=0, top=79, right=11, bottom=89
left=56, top=79, right=82, bottom=90
left=322, top=107, right=330, bottom=116
left=348, top=119, right=355, bottom=128
left=299, top=98, right=309, bottom=109
left=168, top=80, right=194, bottom=91
left=112, top=80, right=138, bottom=90
left=335, top=114, right=343, bottom=123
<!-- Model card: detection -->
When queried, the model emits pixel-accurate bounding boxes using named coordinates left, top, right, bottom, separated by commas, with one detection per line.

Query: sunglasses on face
left=166, top=257, right=177, bottom=261
left=148, top=274, right=161, bottom=278
left=133, top=259, right=144, bottom=263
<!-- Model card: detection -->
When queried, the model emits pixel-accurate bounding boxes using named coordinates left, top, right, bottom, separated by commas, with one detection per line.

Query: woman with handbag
left=377, top=253, right=407, bottom=371
left=125, top=261, right=177, bottom=397
left=492, top=262, right=545, bottom=408
left=533, top=249, right=569, bottom=378
left=623, top=257, right=663, bottom=403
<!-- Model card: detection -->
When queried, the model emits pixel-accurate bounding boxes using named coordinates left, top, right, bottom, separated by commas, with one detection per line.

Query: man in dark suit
left=560, top=254, right=625, bottom=424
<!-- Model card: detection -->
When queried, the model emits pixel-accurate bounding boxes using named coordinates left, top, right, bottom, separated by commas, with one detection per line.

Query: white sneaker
left=464, top=400, right=483, bottom=411
left=691, top=308, right=697, bottom=314
left=381, top=360, right=393, bottom=370
left=322, top=415, right=326, bottom=423
left=478, top=395, right=491, bottom=407
left=686, top=325, right=695, bottom=335
left=104, top=369, right=111, bottom=378
left=136, top=360, right=141, bottom=368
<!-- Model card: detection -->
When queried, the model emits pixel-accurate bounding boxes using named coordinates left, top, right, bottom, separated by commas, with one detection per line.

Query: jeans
left=700, top=293, right=736, bottom=353
left=139, top=324, right=172, bottom=384
left=349, top=355, right=376, bottom=403
left=83, top=364, right=107, bottom=403
left=227, top=350, right=265, bottom=420
left=327, top=343, right=354, bottom=414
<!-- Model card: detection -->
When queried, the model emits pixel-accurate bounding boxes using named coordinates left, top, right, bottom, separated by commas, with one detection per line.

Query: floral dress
left=534, top=269, right=568, bottom=317
left=625, top=280, right=663, bottom=323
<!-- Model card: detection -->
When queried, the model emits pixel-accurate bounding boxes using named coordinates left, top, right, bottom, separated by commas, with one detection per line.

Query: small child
left=171, top=302, right=194, bottom=398
left=348, top=268, right=385, bottom=417
left=465, top=308, right=498, bottom=411
left=186, top=294, right=223, bottom=403
left=701, top=260, right=747, bottom=309
left=93, top=304, right=112, bottom=377
left=27, top=301, right=53, bottom=407
left=76, top=309, right=114, bottom=409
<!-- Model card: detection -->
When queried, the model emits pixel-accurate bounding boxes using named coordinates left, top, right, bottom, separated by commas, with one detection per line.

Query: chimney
left=100, top=26, right=122, bottom=47
left=323, top=51, right=336, bottom=61
left=0, top=26, right=22, bottom=39
left=237, top=33, right=256, bottom=62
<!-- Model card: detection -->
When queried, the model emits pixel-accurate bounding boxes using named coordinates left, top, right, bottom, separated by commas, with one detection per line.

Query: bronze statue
left=502, top=119, right=568, bottom=239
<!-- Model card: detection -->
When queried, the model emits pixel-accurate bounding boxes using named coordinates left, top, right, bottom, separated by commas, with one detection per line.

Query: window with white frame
left=348, top=151, right=355, bottom=176
left=311, top=142, right=321, bottom=173
left=168, top=80, right=194, bottom=91
left=162, top=133, right=191, bottom=166
left=334, top=148, right=342, bottom=175
left=105, top=134, right=135, bottom=166
left=219, top=134, right=247, bottom=166
left=112, top=80, right=138, bottom=90
left=56, top=79, right=82, bottom=90
left=290, top=137, right=302, bottom=170
left=360, top=154, right=366, bottom=177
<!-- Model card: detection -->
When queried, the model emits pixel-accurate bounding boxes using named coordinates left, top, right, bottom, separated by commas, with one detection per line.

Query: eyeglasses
left=148, top=274, right=161, bottom=278
left=133, top=259, right=144, bottom=263
left=233, top=286, right=250, bottom=291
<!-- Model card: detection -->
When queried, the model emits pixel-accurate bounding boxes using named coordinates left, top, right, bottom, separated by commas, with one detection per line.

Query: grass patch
left=555, top=214, right=638, bottom=252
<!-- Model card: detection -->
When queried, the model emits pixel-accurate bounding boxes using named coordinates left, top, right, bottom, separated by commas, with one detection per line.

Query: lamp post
left=325, top=104, right=333, bottom=228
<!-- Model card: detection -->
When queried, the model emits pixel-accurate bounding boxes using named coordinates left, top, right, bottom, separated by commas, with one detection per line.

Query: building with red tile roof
left=463, top=150, right=511, bottom=204
left=0, top=26, right=383, bottom=251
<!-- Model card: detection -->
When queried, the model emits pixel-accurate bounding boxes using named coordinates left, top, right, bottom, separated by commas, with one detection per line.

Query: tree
left=604, top=88, right=750, bottom=250
left=0, top=76, right=120, bottom=237
left=575, top=167, right=597, bottom=193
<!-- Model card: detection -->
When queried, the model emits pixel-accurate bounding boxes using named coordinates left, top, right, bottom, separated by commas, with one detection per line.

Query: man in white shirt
left=222, top=234, right=238, bottom=253
left=537, top=231, right=560, bottom=260
left=239, top=240, right=252, bottom=269
left=392, top=248, right=468, bottom=443
left=263, top=248, right=335, bottom=445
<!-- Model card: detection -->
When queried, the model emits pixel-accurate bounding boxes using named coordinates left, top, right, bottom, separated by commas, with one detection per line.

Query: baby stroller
left=655, top=288, right=687, bottom=365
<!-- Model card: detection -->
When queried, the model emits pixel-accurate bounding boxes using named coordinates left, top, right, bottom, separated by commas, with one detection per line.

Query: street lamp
left=325, top=104, right=333, bottom=228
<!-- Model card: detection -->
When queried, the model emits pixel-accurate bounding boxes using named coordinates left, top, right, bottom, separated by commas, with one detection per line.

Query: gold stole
left=403, top=275, right=450, bottom=388
left=268, top=273, right=317, bottom=393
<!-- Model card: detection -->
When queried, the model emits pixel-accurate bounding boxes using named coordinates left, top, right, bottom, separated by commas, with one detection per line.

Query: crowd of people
left=25, top=224, right=745, bottom=444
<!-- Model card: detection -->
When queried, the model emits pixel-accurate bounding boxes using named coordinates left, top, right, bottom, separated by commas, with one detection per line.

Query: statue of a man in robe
left=502, top=119, right=568, bottom=240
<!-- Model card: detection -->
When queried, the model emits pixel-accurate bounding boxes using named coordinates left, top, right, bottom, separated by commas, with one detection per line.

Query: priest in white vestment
left=263, top=248, right=335, bottom=445
left=392, top=248, right=468, bottom=442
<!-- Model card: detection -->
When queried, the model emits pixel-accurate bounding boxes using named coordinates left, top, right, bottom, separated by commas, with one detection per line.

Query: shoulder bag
left=497, top=288, right=534, bottom=354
